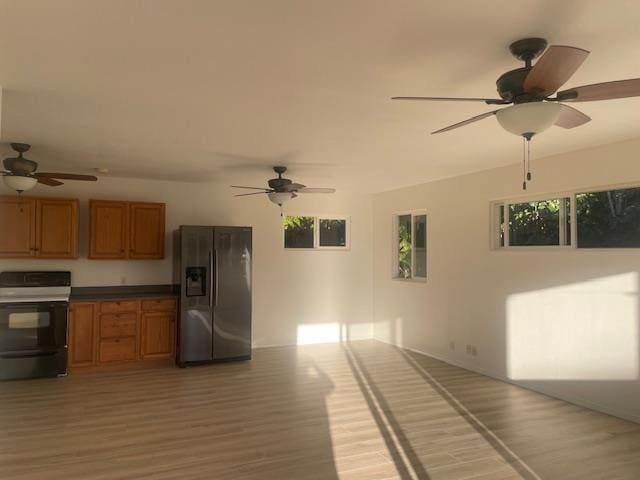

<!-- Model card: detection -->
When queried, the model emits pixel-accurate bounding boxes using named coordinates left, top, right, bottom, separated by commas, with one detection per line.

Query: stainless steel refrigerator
left=174, top=226, right=252, bottom=366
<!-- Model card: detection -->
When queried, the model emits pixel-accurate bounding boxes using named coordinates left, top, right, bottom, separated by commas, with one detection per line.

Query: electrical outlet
left=471, top=346, right=478, bottom=356
left=449, top=341, right=455, bottom=351
left=120, top=276, right=127, bottom=285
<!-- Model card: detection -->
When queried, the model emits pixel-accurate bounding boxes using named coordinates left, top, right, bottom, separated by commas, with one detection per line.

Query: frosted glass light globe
left=268, top=192, right=293, bottom=205
left=496, top=102, right=561, bottom=136
left=3, top=175, right=37, bottom=193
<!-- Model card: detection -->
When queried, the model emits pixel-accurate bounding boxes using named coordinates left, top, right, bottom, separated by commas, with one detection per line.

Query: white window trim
left=392, top=210, right=427, bottom=283
left=490, top=180, right=640, bottom=252
left=283, top=214, right=351, bottom=251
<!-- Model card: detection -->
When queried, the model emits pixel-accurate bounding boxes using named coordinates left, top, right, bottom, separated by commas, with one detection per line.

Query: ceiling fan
left=1, top=143, right=98, bottom=193
left=231, top=166, right=336, bottom=209
left=392, top=37, right=640, bottom=189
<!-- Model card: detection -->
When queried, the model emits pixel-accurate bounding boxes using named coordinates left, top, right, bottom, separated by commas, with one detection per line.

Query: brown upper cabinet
left=89, top=200, right=165, bottom=259
left=0, top=196, right=78, bottom=258
left=129, top=202, right=165, bottom=259
left=89, top=200, right=128, bottom=259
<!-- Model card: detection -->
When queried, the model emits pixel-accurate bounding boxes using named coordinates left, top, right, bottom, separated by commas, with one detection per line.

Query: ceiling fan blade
left=431, top=110, right=498, bottom=134
left=230, top=185, right=270, bottom=190
left=297, top=187, right=336, bottom=194
left=392, top=96, right=509, bottom=105
left=557, top=78, right=640, bottom=102
left=37, top=177, right=64, bottom=187
left=555, top=104, right=591, bottom=129
left=523, top=45, right=589, bottom=96
left=34, top=172, right=97, bottom=181
left=235, top=191, right=272, bottom=197
left=282, top=182, right=306, bottom=192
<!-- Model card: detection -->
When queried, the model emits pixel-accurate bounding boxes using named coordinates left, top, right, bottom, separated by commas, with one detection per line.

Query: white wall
left=0, top=178, right=374, bottom=348
left=373, top=137, right=640, bottom=423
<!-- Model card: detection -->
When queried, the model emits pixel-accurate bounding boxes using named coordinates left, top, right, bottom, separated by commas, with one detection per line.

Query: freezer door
left=179, top=226, right=214, bottom=363
left=213, top=227, right=252, bottom=360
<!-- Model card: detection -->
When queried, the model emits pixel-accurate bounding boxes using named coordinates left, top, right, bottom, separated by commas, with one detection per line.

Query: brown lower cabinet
left=68, top=297, right=176, bottom=371
left=68, top=303, right=98, bottom=366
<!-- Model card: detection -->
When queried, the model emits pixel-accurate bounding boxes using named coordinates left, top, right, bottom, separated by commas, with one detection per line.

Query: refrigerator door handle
left=214, top=249, right=219, bottom=306
left=209, top=250, right=214, bottom=310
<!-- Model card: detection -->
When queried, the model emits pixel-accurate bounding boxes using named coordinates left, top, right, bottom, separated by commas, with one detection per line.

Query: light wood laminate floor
left=1, top=340, right=639, bottom=479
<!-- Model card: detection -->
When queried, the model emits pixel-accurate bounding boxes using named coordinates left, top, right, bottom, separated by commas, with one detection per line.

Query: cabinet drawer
left=141, top=298, right=176, bottom=312
left=99, top=337, right=136, bottom=363
left=100, top=300, right=138, bottom=314
left=100, top=313, right=137, bottom=338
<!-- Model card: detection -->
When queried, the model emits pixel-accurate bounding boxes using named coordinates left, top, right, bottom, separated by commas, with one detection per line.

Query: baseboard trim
left=373, top=336, right=640, bottom=425
left=252, top=337, right=374, bottom=350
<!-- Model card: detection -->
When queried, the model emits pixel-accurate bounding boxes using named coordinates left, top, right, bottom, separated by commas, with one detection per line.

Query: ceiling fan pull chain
left=522, top=136, right=527, bottom=190
left=526, top=137, right=532, bottom=181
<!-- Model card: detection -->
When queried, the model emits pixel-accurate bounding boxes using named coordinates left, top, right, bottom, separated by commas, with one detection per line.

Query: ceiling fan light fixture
left=268, top=191, right=293, bottom=206
left=496, top=101, right=561, bottom=136
left=3, top=175, right=37, bottom=193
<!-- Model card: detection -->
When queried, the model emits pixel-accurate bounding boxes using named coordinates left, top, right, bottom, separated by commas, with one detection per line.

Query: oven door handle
left=0, top=350, right=60, bottom=359
left=0, top=301, right=68, bottom=308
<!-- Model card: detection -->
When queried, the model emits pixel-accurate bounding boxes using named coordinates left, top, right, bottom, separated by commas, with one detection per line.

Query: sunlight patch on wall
left=297, top=323, right=340, bottom=345
left=372, top=317, right=404, bottom=345
left=507, top=272, right=639, bottom=380
left=296, top=322, right=373, bottom=345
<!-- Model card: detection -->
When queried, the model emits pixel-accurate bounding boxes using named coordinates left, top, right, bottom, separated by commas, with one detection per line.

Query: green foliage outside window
left=509, top=199, right=560, bottom=246
left=577, top=188, right=640, bottom=247
left=283, top=216, right=314, bottom=248
left=319, top=219, right=346, bottom=247
left=397, top=215, right=412, bottom=278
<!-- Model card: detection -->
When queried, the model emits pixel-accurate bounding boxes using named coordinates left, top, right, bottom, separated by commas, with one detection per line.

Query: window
left=576, top=187, right=640, bottom=248
left=493, top=197, right=570, bottom=248
left=492, top=183, right=640, bottom=250
left=318, top=219, right=347, bottom=247
left=284, top=216, right=315, bottom=248
left=394, top=211, right=427, bottom=280
left=284, top=215, right=349, bottom=249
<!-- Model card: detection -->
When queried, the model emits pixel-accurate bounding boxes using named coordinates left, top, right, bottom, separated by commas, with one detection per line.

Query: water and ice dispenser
left=185, top=266, right=206, bottom=297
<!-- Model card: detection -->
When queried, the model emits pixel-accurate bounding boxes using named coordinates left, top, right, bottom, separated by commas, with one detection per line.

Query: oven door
left=0, top=302, right=68, bottom=357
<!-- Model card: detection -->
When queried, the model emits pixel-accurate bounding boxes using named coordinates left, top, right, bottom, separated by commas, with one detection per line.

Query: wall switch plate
left=471, top=346, right=478, bottom=356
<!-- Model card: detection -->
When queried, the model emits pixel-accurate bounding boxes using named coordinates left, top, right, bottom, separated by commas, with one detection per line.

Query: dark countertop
left=71, top=284, right=179, bottom=302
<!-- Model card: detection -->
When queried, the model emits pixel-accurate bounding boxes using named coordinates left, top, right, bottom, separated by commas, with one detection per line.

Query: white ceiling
left=0, top=0, right=639, bottom=193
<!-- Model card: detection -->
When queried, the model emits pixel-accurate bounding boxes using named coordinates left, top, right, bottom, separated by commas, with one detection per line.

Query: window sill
left=392, top=277, right=427, bottom=283
left=284, top=247, right=350, bottom=251
left=492, top=246, right=573, bottom=252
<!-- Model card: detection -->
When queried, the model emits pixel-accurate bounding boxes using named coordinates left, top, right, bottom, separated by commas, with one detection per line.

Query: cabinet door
left=0, top=196, right=36, bottom=257
left=129, top=202, right=165, bottom=259
left=140, top=311, right=175, bottom=359
left=36, top=198, right=78, bottom=258
left=69, top=303, right=97, bottom=367
left=89, top=200, right=128, bottom=259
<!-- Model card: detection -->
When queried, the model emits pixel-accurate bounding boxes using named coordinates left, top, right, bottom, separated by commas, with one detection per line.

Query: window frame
left=491, top=181, right=640, bottom=252
left=392, top=210, right=427, bottom=282
left=282, top=214, right=350, bottom=251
